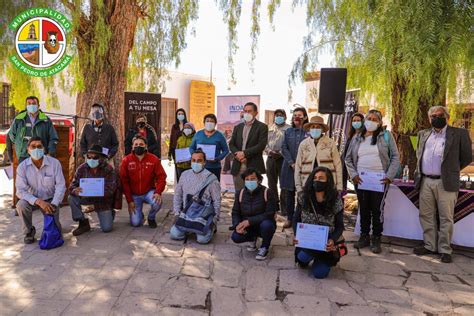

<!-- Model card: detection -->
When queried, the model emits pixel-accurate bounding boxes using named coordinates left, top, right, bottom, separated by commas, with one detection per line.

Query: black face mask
left=431, top=117, right=447, bottom=129
left=137, top=122, right=146, bottom=129
left=313, top=181, right=328, bottom=192
left=133, top=146, right=146, bottom=156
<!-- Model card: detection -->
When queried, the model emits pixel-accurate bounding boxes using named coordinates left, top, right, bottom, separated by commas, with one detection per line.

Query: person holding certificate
left=294, top=167, right=344, bottom=279
left=175, top=122, right=196, bottom=181
left=190, top=114, right=229, bottom=181
left=68, top=144, right=118, bottom=235
left=345, top=109, right=400, bottom=253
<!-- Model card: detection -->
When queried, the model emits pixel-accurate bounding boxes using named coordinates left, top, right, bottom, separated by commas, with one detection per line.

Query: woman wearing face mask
left=294, top=116, right=343, bottom=230
left=169, top=108, right=188, bottom=163
left=190, top=114, right=229, bottom=181
left=124, top=114, right=159, bottom=157
left=345, top=109, right=400, bottom=253
left=342, top=113, right=365, bottom=192
left=295, top=167, right=345, bottom=279
left=280, top=107, right=309, bottom=228
left=175, top=122, right=196, bottom=181
left=231, top=168, right=277, bottom=260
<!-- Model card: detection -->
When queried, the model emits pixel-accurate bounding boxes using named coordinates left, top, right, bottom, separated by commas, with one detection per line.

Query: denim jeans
left=130, top=190, right=162, bottom=227
left=170, top=224, right=214, bottom=244
left=68, top=195, right=114, bottom=232
left=297, top=250, right=331, bottom=279
left=231, top=219, right=276, bottom=248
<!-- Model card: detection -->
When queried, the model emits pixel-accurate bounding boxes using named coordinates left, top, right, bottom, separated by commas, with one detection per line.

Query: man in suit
left=413, top=105, right=472, bottom=263
left=229, top=102, right=268, bottom=191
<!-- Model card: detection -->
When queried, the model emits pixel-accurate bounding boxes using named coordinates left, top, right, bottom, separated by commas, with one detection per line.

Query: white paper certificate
left=197, top=144, right=216, bottom=160
left=175, top=148, right=191, bottom=163
left=79, top=178, right=105, bottom=197
left=295, top=223, right=329, bottom=251
left=358, top=170, right=386, bottom=192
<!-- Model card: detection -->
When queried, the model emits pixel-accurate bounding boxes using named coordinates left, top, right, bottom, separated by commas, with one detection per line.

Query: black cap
left=87, top=144, right=108, bottom=157
left=274, top=109, right=286, bottom=117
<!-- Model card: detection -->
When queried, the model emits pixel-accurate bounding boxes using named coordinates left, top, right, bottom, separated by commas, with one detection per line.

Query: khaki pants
left=419, top=177, right=458, bottom=254
left=233, top=164, right=247, bottom=192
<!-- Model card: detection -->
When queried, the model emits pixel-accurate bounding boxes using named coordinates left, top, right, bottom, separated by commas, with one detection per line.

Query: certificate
left=79, top=178, right=105, bottom=197
left=358, top=170, right=386, bottom=192
left=295, top=222, right=329, bottom=251
left=197, top=144, right=216, bottom=160
left=175, top=148, right=191, bottom=163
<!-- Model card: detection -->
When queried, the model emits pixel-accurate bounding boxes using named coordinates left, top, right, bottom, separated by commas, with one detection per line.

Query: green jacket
left=8, top=110, right=59, bottom=160
left=176, top=133, right=194, bottom=169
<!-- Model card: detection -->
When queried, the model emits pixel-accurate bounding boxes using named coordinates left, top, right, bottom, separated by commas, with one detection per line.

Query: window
left=161, top=98, right=177, bottom=158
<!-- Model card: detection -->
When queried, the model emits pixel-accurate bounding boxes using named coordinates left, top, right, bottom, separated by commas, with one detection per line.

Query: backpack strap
left=239, top=189, right=244, bottom=204
left=239, top=187, right=268, bottom=203
left=195, top=174, right=216, bottom=200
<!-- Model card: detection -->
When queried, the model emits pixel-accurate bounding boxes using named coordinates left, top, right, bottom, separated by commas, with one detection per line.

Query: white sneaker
left=255, top=247, right=268, bottom=260
left=246, top=241, right=257, bottom=251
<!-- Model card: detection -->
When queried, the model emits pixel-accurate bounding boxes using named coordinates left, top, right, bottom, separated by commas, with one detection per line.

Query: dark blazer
left=414, top=126, right=472, bottom=192
left=229, top=120, right=268, bottom=176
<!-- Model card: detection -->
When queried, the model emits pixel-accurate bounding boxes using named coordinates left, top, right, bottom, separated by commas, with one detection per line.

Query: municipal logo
left=9, top=8, right=73, bottom=77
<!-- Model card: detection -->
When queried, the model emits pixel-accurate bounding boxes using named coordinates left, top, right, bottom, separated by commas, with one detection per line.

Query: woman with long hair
left=342, top=112, right=364, bottom=192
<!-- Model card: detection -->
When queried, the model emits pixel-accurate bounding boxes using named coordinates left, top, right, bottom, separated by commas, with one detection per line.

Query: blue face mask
left=245, top=180, right=258, bottom=191
left=30, top=148, right=44, bottom=160
left=191, top=162, right=204, bottom=173
left=275, top=116, right=285, bottom=125
left=177, top=114, right=185, bottom=121
left=352, top=121, right=362, bottom=129
left=310, top=128, right=322, bottom=139
left=27, top=104, right=38, bottom=114
left=87, top=158, right=100, bottom=168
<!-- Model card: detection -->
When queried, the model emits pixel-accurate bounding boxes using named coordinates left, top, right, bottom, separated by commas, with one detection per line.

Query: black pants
left=266, top=156, right=284, bottom=211
left=356, top=187, right=386, bottom=237
left=176, top=167, right=190, bottom=182
left=206, top=167, right=221, bottom=181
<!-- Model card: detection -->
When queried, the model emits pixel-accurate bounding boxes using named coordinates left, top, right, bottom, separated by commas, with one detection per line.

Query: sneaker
left=371, top=236, right=382, bottom=254
left=413, top=246, right=436, bottom=256
left=72, top=218, right=91, bottom=236
left=440, top=254, right=452, bottom=263
left=24, top=226, right=36, bottom=244
left=255, top=247, right=268, bottom=260
left=148, top=219, right=157, bottom=228
left=354, top=234, right=370, bottom=249
left=246, top=240, right=257, bottom=252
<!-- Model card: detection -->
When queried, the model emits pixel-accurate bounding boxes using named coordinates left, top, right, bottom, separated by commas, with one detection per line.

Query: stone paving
left=0, top=191, right=473, bottom=315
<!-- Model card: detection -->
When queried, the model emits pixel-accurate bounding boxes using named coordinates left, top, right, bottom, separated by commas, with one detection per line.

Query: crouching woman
left=294, top=166, right=345, bottom=279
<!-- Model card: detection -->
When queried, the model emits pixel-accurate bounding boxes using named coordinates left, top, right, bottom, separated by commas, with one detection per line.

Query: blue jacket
left=280, top=128, right=307, bottom=190
left=190, top=130, right=230, bottom=169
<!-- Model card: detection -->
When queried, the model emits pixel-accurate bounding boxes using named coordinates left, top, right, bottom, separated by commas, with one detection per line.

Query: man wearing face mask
left=68, top=144, right=118, bottom=235
left=413, top=106, right=472, bottom=263
left=8, top=96, right=58, bottom=162
left=80, top=103, right=119, bottom=163
left=16, top=137, right=66, bottom=244
left=170, top=149, right=221, bottom=244
left=124, top=114, right=159, bottom=157
left=175, top=122, right=196, bottom=181
left=229, top=102, right=268, bottom=191
left=121, top=135, right=167, bottom=228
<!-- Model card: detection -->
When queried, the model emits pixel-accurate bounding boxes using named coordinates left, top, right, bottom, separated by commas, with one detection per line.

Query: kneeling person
left=69, top=144, right=117, bottom=235
left=16, top=136, right=66, bottom=244
left=171, top=149, right=221, bottom=244
left=121, top=135, right=167, bottom=228
left=231, top=168, right=277, bottom=260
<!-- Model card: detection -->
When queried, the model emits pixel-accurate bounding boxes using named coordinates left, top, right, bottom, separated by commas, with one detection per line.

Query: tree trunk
left=73, top=0, right=140, bottom=168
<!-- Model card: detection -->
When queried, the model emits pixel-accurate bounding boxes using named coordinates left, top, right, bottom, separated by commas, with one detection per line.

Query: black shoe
left=440, top=254, right=452, bottom=263
left=14, top=210, right=19, bottom=216
left=413, top=246, right=436, bottom=256
left=73, top=219, right=91, bottom=236
left=371, top=236, right=382, bottom=254
left=24, top=226, right=36, bottom=244
left=354, top=234, right=370, bottom=249
left=148, top=219, right=157, bottom=228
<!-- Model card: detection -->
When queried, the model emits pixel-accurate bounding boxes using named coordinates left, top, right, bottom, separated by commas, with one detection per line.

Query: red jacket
left=120, top=152, right=167, bottom=203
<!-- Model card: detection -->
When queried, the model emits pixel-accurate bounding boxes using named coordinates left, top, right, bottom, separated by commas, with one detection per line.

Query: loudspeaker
left=318, top=68, right=347, bottom=114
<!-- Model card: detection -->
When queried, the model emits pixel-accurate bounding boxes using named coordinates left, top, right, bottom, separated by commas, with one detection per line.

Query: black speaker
left=318, top=68, right=347, bottom=114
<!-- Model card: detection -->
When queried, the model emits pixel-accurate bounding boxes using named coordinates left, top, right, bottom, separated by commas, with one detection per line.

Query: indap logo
left=9, top=8, right=73, bottom=77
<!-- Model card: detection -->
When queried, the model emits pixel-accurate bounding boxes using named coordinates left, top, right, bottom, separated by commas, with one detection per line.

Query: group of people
left=8, top=95, right=472, bottom=280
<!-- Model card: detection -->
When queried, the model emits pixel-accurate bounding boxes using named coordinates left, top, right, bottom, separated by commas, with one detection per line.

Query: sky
left=172, top=0, right=334, bottom=112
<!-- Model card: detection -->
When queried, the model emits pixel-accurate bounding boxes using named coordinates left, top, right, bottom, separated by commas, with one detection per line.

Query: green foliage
left=218, top=0, right=242, bottom=85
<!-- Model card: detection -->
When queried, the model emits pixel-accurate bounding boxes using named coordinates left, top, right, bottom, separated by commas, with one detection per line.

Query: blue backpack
left=39, top=215, right=64, bottom=250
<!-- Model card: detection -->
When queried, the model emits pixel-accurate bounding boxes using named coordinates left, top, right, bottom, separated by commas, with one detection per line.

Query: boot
left=371, top=236, right=382, bottom=254
left=73, top=218, right=91, bottom=236
left=354, top=234, right=370, bottom=249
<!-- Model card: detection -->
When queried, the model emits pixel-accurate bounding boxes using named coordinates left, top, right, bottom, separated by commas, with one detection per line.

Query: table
left=355, top=181, right=474, bottom=247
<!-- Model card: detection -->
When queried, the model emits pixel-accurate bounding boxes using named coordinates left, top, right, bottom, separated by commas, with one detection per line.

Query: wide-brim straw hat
left=303, top=115, right=329, bottom=132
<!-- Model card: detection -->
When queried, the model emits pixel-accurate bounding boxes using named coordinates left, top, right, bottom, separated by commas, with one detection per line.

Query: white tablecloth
left=355, top=184, right=474, bottom=247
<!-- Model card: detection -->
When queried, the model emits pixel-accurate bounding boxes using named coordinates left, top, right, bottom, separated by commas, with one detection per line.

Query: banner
left=124, top=92, right=161, bottom=157
left=217, top=95, right=261, bottom=193
left=189, top=80, right=215, bottom=131
left=331, top=89, right=359, bottom=153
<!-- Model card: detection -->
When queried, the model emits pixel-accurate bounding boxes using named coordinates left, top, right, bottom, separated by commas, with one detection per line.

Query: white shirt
left=421, top=126, right=446, bottom=176
left=357, top=136, right=384, bottom=172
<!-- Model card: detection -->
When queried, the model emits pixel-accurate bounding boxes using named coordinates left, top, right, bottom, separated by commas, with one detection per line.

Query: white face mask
left=364, top=120, right=379, bottom=132
left=205, top=122, right=216, bottom=131
left=183, top=128, right=193, bottom=136
left=243, top=113, right=253, bottom=122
